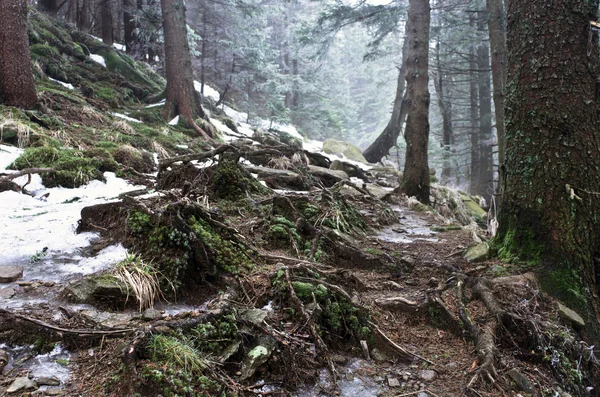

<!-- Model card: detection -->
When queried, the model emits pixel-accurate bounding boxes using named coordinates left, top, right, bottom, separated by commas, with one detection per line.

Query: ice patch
left=89, top=54, right=106, bottom=67
left=112, top=112, right=142, bottom=123
left=48, top=77, right=75, bottom=90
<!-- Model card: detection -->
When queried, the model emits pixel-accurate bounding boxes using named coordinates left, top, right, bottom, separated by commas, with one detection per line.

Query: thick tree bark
left=160, top=0, right=211, bottom=140
left=486, top=0, right=506, bottom=189
left=433, top=40, right=453, bottom=184
left=101, top=0, right=114, bottom=46
left=496, top=0, right=600, bottom=338
left=78, top=0, right=91, bottom=32
left=400, top=0, right=431, bottom=204
left=124, top=0, right=137, bottom=54
left=363, top=36, right=409, bottom=164
left=468, top=14, right=480, bottom=196
left=476, top=11, right=494, bottom=204
left=0, top=0, right=37, bottom=109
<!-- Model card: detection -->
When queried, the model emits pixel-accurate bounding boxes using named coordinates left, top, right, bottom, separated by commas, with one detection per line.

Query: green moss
left=210, top=159, right=269, bottom=201
left=10, top=146, right=104, bottom=188
left=30, top=43, right=59, bottom=58
left=538, top=264, right=587, bottom=310
left=95, top=86, right=120, bottom=108
left=191, top=314, right=238, bottom=353
left=127, top=210, right=154, bottom=235
left=495, top=228, right=544, bottom=265
left=97, top=49, right=159, bottom=92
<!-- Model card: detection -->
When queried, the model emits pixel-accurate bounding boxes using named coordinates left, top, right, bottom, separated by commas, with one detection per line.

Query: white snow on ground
left=48, top=77, right=75, bottom=90
left=0, top=145, right=144, bottom=283
left=194, top=81, right=220, bottom=102
left=210, top=118, right=236, bottom=142
left=89, top=54, right=106, bottom=67
left=168, top=115, right=179, bottom=125
left=113, top=42, right=125, bottom=51
left=146, top=99, right=166, bottom=108
left=112, top=112, right=142, bottom=123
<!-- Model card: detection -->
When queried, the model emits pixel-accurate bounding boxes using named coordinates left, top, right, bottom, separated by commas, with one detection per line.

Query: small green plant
left=148, top=334, right=207, bottom=374
left=55, top=358, right=69, bottom=366
left=30, top=247, right=48, bottom=263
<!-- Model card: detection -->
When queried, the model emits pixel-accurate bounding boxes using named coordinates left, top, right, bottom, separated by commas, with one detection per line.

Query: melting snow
left=194, top=81, right=220, bottom=102
left=48, top=77, right=75, bottom=90
left=168, top=115, right=179, bottom=125
left=89, top=54, right=106, bottom=67
left=145, top=99, right=166, bottom=108
left=112, top=112, right=142, bottom=123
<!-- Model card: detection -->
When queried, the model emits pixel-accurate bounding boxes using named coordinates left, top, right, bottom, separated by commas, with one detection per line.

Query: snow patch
left=89, top=54, right=106, bottom=67
left=145, top=99, right=166, bottom=108
left=48, top=77, right=75, bottom=90
left=168, top=115, right=179, bottom=126
left=113, top=42, right=125, bottom=51
left=193, top=81, right=220, bottom=102
left=112, top=112, right=142, bottom=123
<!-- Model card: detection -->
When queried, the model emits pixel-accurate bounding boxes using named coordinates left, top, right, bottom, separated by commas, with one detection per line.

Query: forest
left=0, top=0, right=599, bottom=396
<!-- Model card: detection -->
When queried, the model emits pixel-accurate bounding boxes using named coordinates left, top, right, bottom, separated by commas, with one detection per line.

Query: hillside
left=0, top=11, right=597, bottom=397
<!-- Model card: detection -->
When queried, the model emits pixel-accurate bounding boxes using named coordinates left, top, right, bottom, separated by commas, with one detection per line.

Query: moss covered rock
left=322, top=139, right=368, bottom=163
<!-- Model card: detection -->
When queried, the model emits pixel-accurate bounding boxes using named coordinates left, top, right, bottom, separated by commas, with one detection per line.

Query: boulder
left=464, top=242, right=490, bottom=263
left=6, top=377, right=36, bottom=393
left=322, top=139, right=368, bottom=163
left=35, top=377, right=60, bottom=386
left=240, top=308, right=269, bottom=326
left=330, top=160, right=365, bottom=179
left=64, top=274, right=128, bottom=304
left=418, top=369, right=438, bottom=382
left=460, top=193, right=487, bottom=220
left=307, top=165, right=348, bottom=187
left=142, top=308, right=162, bottom=321
left=239, top=336, right=277, bottom=381
left=506, top=368, right=534, bottom=393
left=0, top=266, right=24, bottom=283
left=557, top=302, right=585, bottom=328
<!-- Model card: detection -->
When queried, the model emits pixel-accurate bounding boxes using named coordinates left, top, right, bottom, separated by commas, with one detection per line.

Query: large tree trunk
left=400, top=0, right=431, bottom=204
left=486, top=0, right=506, bottom=189
left=124, top=0, right=137, bottom=54
left=101, top=0, right=114, bottom=46
left=363, top=36, right=409, bottom=164
left=468, top=14, right=480, bottom=195
left=476, top=11, right=494, bottom=204
left=496, top=0, right=600, bottom=338
left=433, top=40, right=453, bottom=184
left=78, top=0, right=91, bottom=32
left=160, top=0, right=211, bottom=140
left=0, top=0, right=37, bottom=109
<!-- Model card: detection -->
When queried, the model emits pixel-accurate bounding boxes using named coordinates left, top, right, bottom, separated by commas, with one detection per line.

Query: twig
left=368, top=321, right=434, bottom=365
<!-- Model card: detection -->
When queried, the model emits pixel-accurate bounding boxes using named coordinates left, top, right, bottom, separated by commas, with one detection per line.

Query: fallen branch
left=368, top=321, right=434, bottom=365
left=158, top=144, right=233, bottom=170
left=0, top=167, right=55, bottom=180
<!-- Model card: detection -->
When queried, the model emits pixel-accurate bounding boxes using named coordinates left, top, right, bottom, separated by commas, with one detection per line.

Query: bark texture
left=433, top=40, right=453, bottom=184
left=38, top=0, right=58, bottom=15
left=468, top=14, right=480, bottom=196
left=101, top=0, right=114, bottom=46
left=497, top=0, right=600, bottom=337
left=400, top=0, right=431, bottom=204
left=124, top=0, right=137, bottom=54
left=363, top=37, right=409, bottom=164
left=0, top=0, right=37, bottom=109
left=160, top=0, right=211, bottom=139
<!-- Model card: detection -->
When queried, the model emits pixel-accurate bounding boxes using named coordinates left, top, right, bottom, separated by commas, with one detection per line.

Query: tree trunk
left=363, top=36, right=409, bottom=164
left=78, top=0, right=91, bottom=32
left=486, top=0, right=506, bottom=189
left=400, top=0, right=431, bottom=204
left=160, top=0, right=211, bottom=140
left=468, top=14, right=480, bottom=195
left=476, top=11, right=494, bottom=204
left=433, top=40, right=453, bottom=184
left=495, top=0, right=600, bottom=338
left=38, top=0, right=58, bottom=15
left=0, top=0, right=37, bottom=109
left=101, top=0, right=114, bottom=46
left=124, top=0, right=137, bottom=54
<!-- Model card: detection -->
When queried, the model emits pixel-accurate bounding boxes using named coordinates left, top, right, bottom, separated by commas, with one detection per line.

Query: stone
left=506, top=369, right=535, bottom=393
left=464, top=242, right=490, bottom=263
left=0, top=266, right=24, bottom=283
left=388, top=377, right=400, bottom=387
left=142, top=308, right=162, bottom=321
left=35, top=377, right=60, bottom=386
left=418, top=393, right=430, bottom=397
left=460, top=193, right=487, bottom=219
left=370, top=348, right=390, bottom=362
left=557, top=302, right=585, bottom=328
left=307, top=165, right=348, bottom=187
left=219, top=340, right=242, bottom=363
left=322, top=139, right=368, bottom=163
left=0, top=287, right=16, bottom=299
left=240, top=308, right=269, bottom=326
left=330, top=160, right=364, bottom=178
left=0, top=349, right=8, bottom=371
left=41, top=388, right=63, bottom=396
left=64, top=274, right=128, bottom=304
left=7, top=377, right=37, bottom=393
left=418, top=370, right=438, bottom=382
left=80, top=310, right=132, bottom=328
left=239, top=336, right=277, bottom=381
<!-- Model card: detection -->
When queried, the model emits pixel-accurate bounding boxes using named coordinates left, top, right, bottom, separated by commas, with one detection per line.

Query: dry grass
left=0, top=119, right=31, bottom=148
left=112, top=120, right=136, bottom=135
left=114, top=255, right=165, bottom=311
left=268, top=156, right=292, bottom=170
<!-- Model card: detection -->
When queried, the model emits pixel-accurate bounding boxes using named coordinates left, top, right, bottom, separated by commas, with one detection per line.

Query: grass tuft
left=113, top=255, right=165, bottom=311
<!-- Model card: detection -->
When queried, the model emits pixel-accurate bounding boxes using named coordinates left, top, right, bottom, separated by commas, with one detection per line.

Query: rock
left=239, top=336, right=277, bottom=381
left=35, top=377, right=60, bottom=386
left=0, top=286, right=16, bottom=299
left=40, top=387, right=63, bottom=396
left=387, top=377, right=400, bottom=387
left=370, top=348, right=390, bottom=362
left=506, top=369, right=534, bottom=393
left=240, top=308, right=268, bottom=326
left=0, top=266, right=24, bottom=283
left=80, top=310, right=132, bottom=328
left=307, top=165, right=348, bottom=187
left=64, top=274, right=128, bottom=304
left=557, top=302, right=585, bottom=328
left=330, top=160, right=365, bottom=179
left=418, top=393, right=430, bottom=397
left=365, top=183, right=393, bottom=200
left=142, top=308, right=162, bottom=321
left=6, top=377, right=37, bottom=393
left=0, top=349, right=8, bottom=371
left=219, top=340, right=241, bottom=363
left=460, top=193, right=487, bottom=220
left=322, top=139, right=368, bottom=163
left=418, top=370, right=437, bottom=382
left=464, top=242, right=490, bottom=263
